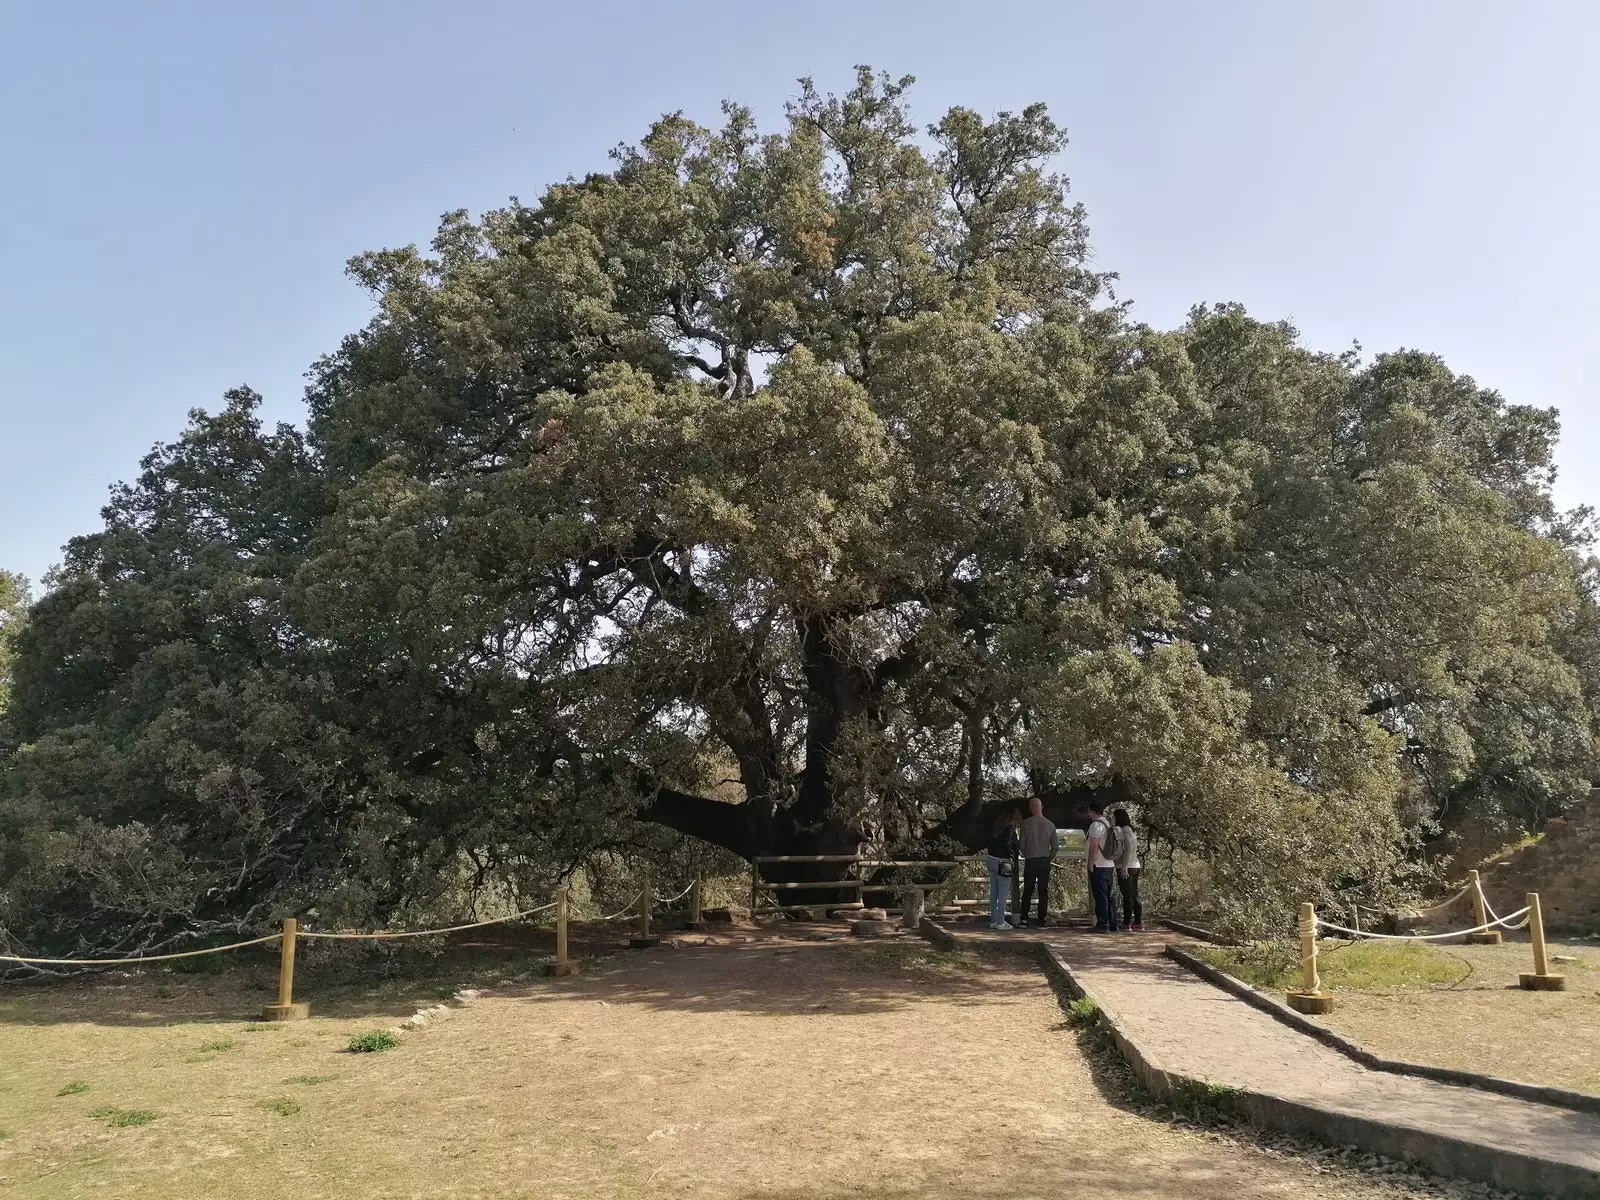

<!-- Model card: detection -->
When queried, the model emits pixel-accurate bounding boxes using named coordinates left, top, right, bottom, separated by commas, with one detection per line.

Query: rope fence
left=0, top=933, right=283, bottom=968
left=1314, top=909, right=1529, bottom=942
left=298, top=902, right=559, bottom=941
left=1288, top=874, right=1568, bottom=1014
left=655, top=881, right=697, bottom=906
left=594, top=891, right=648, bottom=923
left=0, top=870, right=705, bottom=1016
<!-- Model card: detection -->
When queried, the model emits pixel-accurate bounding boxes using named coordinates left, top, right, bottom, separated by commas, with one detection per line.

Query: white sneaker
left=991, top=921, right=1014, bottom=931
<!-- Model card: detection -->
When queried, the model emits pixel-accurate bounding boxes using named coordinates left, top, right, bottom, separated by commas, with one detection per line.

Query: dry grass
left=1315, top=936, right=1600, bottom=1095
left=0, top=924, right=1526, bottom=1199
left=1194, top=935, right=1600, bottom=1095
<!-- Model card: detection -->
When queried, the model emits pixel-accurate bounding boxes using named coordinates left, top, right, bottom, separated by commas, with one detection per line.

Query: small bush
left=199, top=1038, right=237, bottom=1053
left=57, top=1081, right=89, bottom=1096
left=1065, top=996, right=1100, bottom=1028
left=244, top=1023, right=276, bottom=1032
left=89, top=1107, right=158, bottom=1128
left=286, top=1074, right=335, bottom=1085
left=259, top=1097, right=301, bottom=1116
left=346, top=1030, right=399, bottom=1053
left=154, top=985, right=175, bottom=999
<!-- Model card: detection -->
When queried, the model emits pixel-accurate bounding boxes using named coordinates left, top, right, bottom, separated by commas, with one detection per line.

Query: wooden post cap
left=1286, top=991, right=1335, bottom=1015
left=260, top=1002, right=310, bottom=1021
left=1519, top=973, right=1566, bottom=991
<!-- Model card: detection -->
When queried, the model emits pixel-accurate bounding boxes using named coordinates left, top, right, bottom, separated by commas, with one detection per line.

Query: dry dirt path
left=953, top=920, right=1600, bottom=1188
left=0, top=928, right=1513, bottom=1199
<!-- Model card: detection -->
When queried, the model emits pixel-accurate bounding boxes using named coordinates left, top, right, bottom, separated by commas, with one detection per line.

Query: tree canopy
left=3, top=69, right=1595, bottom=954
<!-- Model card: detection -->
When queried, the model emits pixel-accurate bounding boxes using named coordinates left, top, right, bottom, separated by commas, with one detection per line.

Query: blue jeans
left=987, top=856, right=1012, bottom=925
left=1090, top=866, right=1119, bottom=930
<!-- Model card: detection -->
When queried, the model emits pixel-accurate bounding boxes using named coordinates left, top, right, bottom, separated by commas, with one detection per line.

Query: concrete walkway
left=940, top=918, right=1600, bottom=1197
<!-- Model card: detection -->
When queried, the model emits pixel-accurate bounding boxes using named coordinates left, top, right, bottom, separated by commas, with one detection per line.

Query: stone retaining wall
left=1480, top=788, right=1600, bottom=933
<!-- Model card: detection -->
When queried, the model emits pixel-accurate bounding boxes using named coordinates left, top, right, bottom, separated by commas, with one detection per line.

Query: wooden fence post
left=1286, top=903, right=1334, bottom=1014
left=631, top=866, right=660, bottom=949
left=750, top=861, right=760, bottom=917
left=687, top=874, right=704, bottom=930
left=551, top=886, right=580, bottom=976
left=1466, top=869, right=1502, bottom=944
left=261, top=918, right=310, bottom=1021
left=1519, top=892, right=1565, bottom=990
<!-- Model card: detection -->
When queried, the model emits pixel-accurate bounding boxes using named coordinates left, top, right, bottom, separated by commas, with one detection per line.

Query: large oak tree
left=3, top=70, right=1594, bottom=953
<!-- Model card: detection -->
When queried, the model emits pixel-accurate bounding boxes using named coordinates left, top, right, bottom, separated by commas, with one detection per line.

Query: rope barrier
left=297, top=901, right=559, bottom=941
left=595, top=891, right=646, bottom=923
left=1316, top=907, right=1529, bottom=943
left=1, top=902, right=560, bottom=964
left=1415, top=881, right=1476, bottom=918
left=1480, top=893, right=1531, bottom=932
left=0, top=933, right=283, bottom=967
left=654, top=882, right=696, bottom=905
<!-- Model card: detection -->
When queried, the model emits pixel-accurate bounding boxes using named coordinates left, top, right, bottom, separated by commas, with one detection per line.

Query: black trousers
left=1118, top=868, right=1142, bottom=924
left=1020, top=857, right=1051, bottom=923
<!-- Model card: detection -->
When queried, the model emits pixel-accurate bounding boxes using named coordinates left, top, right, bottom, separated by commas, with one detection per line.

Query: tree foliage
left=0, top=570, right=28, bottom=715
left=3, top=69, right=1595, bottom=954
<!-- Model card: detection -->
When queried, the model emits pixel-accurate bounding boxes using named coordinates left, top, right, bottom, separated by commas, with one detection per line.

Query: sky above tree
left=2, top=1, right=1598, bottom=586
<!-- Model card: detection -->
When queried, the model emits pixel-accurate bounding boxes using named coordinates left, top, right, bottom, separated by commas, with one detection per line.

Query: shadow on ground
left=0, top=921, right=1033, bottom=1026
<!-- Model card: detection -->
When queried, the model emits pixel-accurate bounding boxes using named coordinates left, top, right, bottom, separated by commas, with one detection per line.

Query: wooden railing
left=749, top=837, right=1088, bottom=917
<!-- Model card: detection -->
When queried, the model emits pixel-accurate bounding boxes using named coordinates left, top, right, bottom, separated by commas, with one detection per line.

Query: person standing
left=1112, top=807, right=1143, bottom=932
left=1019, top=797, right=1059, bottom=927
left=1085, top=802, right=1119, bottom=933
left=986, top=808, right=1022, bottom=931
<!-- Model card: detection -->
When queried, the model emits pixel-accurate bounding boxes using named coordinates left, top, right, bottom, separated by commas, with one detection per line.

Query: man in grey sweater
left=1018, top=798, right=1059, bottom=927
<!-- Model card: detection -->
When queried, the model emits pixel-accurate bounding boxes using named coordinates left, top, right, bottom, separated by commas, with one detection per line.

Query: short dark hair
left=1087, top=801, right=1106, bottom=816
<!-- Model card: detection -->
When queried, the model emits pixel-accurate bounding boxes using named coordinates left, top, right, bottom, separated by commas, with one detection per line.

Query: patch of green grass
left=56, top=1081, right=89, bottom=1096
left=1064, top=996, right=1100, bottom=1028
left=89, top=1107, right=158, bottom=1128
left=345, top=1030, right=400, bottom=1053
left=259, top=1097, right=301, bottom=1116
left=154, top=984, right=175, bottom=999
left=1481, top=830, right=1545, bottom=866
left=243, top=1023, right=279, bottom=1032
left=199, top=1038, right=238, bottom=1052
left=168, top=953, right=226, bottom=976
left=285, top=1074, right=335, bottom=1085
left=1190, top=940, right=1468, bottom=991
left=1169, top=1078, right=1246, bottom=1120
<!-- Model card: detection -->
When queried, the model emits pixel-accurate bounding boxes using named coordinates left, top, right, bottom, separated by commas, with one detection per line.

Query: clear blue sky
left=3, top=1, right=1598, bottom=587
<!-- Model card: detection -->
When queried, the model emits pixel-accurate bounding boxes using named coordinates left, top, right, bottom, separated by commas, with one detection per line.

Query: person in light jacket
left=1112, top=807, right=1143, bottom=932
left=1085, top=802, right=1119, bottom=932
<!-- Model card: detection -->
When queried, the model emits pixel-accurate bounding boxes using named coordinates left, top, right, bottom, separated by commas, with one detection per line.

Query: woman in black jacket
left=986, top=809, right=1022, bottom=930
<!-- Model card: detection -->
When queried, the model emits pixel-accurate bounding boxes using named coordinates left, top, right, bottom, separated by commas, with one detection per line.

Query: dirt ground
left=0, top=925, right=1534, bottom=1199
left=1312, top=936, right=1600, bottom=1095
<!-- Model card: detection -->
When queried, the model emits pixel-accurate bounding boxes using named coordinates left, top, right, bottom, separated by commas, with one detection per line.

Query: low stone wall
left=1480, top=789, right=1600, bottom=933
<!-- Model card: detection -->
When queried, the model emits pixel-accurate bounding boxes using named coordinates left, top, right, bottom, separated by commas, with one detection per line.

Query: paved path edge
left=918, top=917, right=1600, bottom=1199
left=1164, top=942, right=1600, bottom=1117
